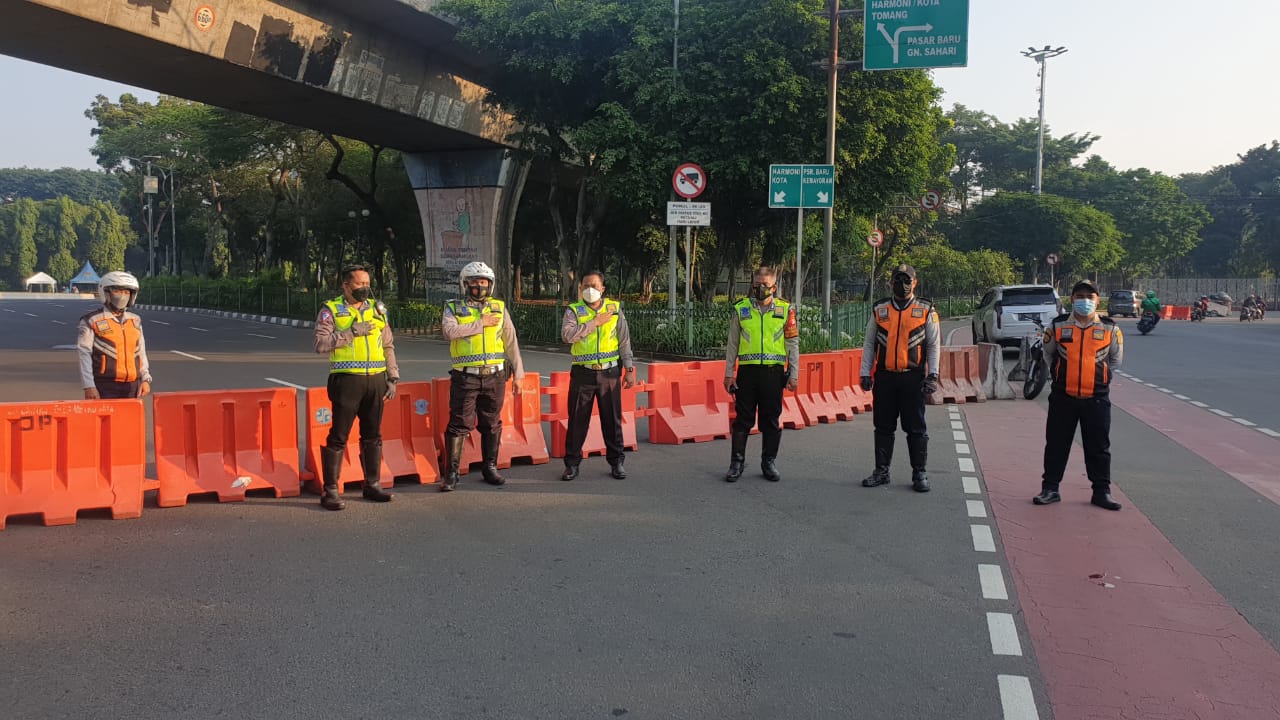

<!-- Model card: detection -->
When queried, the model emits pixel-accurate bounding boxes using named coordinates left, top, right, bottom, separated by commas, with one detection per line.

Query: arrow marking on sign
left=774, top=191, right=787, bottom=204
left=816, top=191, right=829, bottom=204
left=877, top=23, right=934, bottom=64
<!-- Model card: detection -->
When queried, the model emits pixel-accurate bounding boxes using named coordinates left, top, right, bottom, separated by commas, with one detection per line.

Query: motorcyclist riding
left=1140, top=290, right=1161, bottom=327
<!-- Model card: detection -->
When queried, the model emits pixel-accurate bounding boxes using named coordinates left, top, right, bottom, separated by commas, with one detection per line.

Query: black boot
left=862, top=433, right=893, bottom=487
left=907, top=435, right=930, bottom=493
left=725, top=430, right=748, bottom=482
left=440, top=434, right=465, bottom=492
left=1091, top=489, right=1122, bottom=511
left=320, top=446, right=346, bottom=511
left=761, top=457, right=781, bottom=482
left=481, top=429, right=505, bottom=486
left=1032, top=483, right=1061, bottom=505
left=360, top=441, right=393, bottom=502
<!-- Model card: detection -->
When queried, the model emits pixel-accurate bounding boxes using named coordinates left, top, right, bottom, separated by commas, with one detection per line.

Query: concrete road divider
left=1, top=400, right=145, bottom=529
left=977, top=343, right=1016, bottom=400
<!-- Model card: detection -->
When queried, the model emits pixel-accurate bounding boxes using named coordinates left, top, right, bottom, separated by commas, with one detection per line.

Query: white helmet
left=98, top=271, right=140, bottom=308
left=458, top=261, right=496, bottom=298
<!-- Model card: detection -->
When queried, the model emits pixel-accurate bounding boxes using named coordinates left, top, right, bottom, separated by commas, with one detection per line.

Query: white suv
left=972, top=285, right=1063, bottom=347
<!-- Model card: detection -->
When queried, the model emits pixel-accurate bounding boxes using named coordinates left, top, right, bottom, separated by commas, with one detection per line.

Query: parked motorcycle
left=1137, top=310, right=1158, bottom=335
left=1022, top=317, right=1049, bottom=400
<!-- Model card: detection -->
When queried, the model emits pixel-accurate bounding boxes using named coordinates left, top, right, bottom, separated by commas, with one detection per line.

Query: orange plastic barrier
left=795, top=352, right=854, bottom=425
left=1161, top=305, right=1175, bottom=320
left=647, top=361, right=732, bottom=444
left=544, top=371, right=640, bottom=458
left=928, top=346, right=988, bottom=405
left=429, top=373, right=549, bottom=472
left=305, top=381, right=439, bottom=494
left=1170, top=306, right=1191, bottom=320
left=153, top=388, right=301, bottom=507
left=1, top=400, right=145, bottom=529
left=839, top=349, right=874, bottom=415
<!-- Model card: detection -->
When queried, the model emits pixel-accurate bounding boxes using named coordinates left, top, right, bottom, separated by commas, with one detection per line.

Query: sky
left=0, top=0, right=1276, bottom=177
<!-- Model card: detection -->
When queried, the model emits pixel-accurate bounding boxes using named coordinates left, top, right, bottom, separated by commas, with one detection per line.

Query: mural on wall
left=419, top=187, right=498, bottom=276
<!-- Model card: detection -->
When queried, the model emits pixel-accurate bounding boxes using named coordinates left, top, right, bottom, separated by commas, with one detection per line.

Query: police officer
left=724, top=266, right=799, bottom=483
left=859, top=264, right=940, bottom=493
left=440, top=261, right=525, bottom=492
left=1034, top=279, right=1124, bottom=511
left=560, top=271, right=636, bottom=481
left=77, top=271, right=153, bottom=399
left=312, top=263, right=399, bottom=511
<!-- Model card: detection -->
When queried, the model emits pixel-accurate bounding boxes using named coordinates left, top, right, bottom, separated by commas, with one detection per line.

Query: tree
left=1178, top=142, right=1280, bottom=276
left=0, top=198, right=39, bottom=287
left=76, top=200, right=136, bottom=271
left=0, top=168, right=122, bottom=205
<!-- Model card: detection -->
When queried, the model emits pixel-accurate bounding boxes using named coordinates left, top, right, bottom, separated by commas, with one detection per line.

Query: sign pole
left=821, top=0, right=839, bottom=319
left=796, top=208, right=804, bottom=308
left=668, top=223, right=677, bottom=310
left=684, top=199, right=694, bottom=353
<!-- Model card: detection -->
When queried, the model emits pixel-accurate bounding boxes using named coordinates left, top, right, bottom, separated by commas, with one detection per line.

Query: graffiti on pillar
left=382, top=74, right=420, bottom=115
left=421, top=188, right=495, bottom=275
left=340, top=50, right=386, bottom=103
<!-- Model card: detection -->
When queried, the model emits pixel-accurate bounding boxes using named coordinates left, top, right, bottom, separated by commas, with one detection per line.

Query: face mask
left=350, top=287, right=370, bottom=303
left=1073, top=298, right=1096, bottom=316
left=581, top=287, right=603, bottom=304
left=108, top=293, right=130, bottom=310
left=467, top=283, right=489, bottom=301
left=753, top=284, right=773, bottom=301
left=893, top=279, right=912, bottom=299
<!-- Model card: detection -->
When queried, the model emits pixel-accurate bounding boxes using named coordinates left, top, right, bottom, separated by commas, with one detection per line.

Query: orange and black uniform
left=77, top=307, right=152, bottom=398
left=1041, top=314, right=1124, bottom=493
left=860, top=296, right=941, bottom=473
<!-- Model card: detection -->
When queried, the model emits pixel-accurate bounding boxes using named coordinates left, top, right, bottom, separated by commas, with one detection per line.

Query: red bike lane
left=964, top=381, right=1280, bottom=720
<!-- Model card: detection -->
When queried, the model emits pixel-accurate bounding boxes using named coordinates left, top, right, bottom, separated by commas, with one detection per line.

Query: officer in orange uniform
left=1034, top=279, right=1124, bottom=510
left=859, top=264, right=940, bottom=493
left=77, top=271, right=153, bottom=399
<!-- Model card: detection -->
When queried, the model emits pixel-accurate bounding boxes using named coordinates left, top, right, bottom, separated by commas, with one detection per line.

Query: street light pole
left=1021, top=45, right=1067, bottom=196
left=820, top=0, right=840, bottom=318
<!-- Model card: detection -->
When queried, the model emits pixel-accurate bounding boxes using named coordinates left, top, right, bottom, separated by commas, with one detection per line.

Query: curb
left=135, top=304, right=314, bottom=329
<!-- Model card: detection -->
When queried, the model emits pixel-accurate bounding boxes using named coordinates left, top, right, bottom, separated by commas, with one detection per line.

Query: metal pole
left=145, top=159, right=154, bottom=277
left=796, top=208, right=804, bottom=308
left=821, top=0, right=839, bottom=316
left=669, top=225, right=677, bottom=310
left=669, top=1, right=679, bottom=311
left=684, top=223, right=692, bottom=305
left=673, top=0, right=679, bottom=86
left=1035, top=56, right=1046, bottom=195
left=169, top=170, right=177, bottom=274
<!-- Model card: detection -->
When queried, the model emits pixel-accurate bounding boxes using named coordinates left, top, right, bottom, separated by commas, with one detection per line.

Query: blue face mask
left=1073, top=298, right=1096, bottom=316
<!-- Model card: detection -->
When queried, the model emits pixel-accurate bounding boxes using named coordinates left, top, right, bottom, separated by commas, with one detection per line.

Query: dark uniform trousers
left=325, top=373, right=389, bottom=451
left=872, top=369, right=928, bottom=441
left=732, top=364, right=785, bottom=458
left=1042, top=390, right=1111, bottom=492
left=564, top=364, right=625, bottom=466
left=95, top=379, right=140, bottom=399
left=446, top=370, right=506, bottom=437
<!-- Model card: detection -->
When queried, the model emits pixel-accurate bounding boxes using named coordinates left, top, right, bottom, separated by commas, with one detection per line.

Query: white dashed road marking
left=955, top=443, right=971, bottom=455
left=265, top=377, right=306, bottom=390
left=1190, top=401, right=1209, bottom=408
left=248, top=333, right=277, bottom=339
left=1232, top=417, right=1257, bottom=427
left=1260, top=428, right=1280, bottom=438
left=51, top=320, right=66, bottom=325
left=151, top=320, right=170, bottom=326
left=971, top=525, right=996, bottom=552
left=24, top=312, right=38, bottom=317
left=966, top=500, right=988, bottom=518
left=1209, top=408, right=1232, bottom=417
left=951, top=421, right=964, bottom=430
left=958, top=457, right=976, bottom=473
left=1173, top=394, right=1190, bottom=401
left=171, top=350, right=205, bottom=361
left=998, top=675, right=1040, bottom=720
left=952, top=430, right=967, bottom=441
left=962, top=477, right=981, bottom=494
left=978, top=564, right=1009, bottom=600
left=987, top=613, right=1023, bottom=656
left=188, top=326, right=208, bottom=332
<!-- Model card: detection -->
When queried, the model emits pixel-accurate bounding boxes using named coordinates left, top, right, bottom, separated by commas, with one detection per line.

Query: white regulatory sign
left=667, top=201, right=711, bottom=227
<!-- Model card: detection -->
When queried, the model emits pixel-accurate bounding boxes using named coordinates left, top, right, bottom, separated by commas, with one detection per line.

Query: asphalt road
left=2, top=297, right=1045, bottom=720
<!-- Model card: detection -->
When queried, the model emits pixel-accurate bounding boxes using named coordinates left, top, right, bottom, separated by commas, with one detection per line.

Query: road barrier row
left=2, top=347, right=994, bottom=529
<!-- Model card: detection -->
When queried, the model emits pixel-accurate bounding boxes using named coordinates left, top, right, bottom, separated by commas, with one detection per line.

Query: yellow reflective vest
left=448, top=298, right=506, bottom=369
left=734, top=297, right=790, bottom=366
left=326, top=297, right=387, bottom=375
left=569, top=299, right=621, bottom=366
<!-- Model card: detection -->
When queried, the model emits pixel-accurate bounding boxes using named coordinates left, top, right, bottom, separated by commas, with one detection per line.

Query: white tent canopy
left=24, top=272, right=57, bottom=290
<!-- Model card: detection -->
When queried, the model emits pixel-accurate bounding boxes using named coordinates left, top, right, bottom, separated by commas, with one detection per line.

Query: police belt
left=457, top=364, right=504, bottom=376
left=577, top=360, right=619, bottom=371
left=877, top=366, right=923, bottom=374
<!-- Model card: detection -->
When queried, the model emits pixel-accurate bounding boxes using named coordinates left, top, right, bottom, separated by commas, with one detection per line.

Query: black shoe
left=610, top=462, right=627, bottom=479
left=320, top=487, right=345, bottom=511
left=1032, top=490, right=1061, bottom=505
left=761, top=458, right=781, bottom=482
left=362, top=483, right=393, bottom=502
left=440, top=434, right=465, bottom=492
left=360, top=442, right=393, bottom=502
left=911, top=469, right=930, bottom=493
left=481, top=429, right=505, bottom=486
left=561, top=465, right=579, bottom=481
left=482, top=465, right=506, bottom=486
left=724, top=458, right=744, bottom=483
left=861, top=466, right=890, bottom=487
left=1091, top=492, right=1122, bottom=511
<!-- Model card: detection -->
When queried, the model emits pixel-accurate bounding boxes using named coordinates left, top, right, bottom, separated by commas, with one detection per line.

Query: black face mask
left=892, top=279, right=912, bottom=299
left=467, top=283, right=490, bottom=301
left=350, top=287, right=370, bottom=303
left=753, top=284, right=774, bottom=301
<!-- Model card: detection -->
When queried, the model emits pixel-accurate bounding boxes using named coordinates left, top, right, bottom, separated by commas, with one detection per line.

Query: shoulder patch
left=1092, top=328, right=1106, bottom=340
left=877, top=306, right=890, bottom=319
left=95, top=320, right=112, bottom=334
left=911, top=307, right=925, bottom=318
left=1060, top=327, right=1074, bottom=341
left=784, top=306, right=799, bottom=338
left=319, top=308, right=332, bottom=322
left=1115, top=328, right=1124, bottom=345
left=773, top=305, right=786, bottom=318
left=739, top=305, right=752, bottom=320
left=575, top=305, right=589, bottom=317
left=452, top=303, right=471, bottom=317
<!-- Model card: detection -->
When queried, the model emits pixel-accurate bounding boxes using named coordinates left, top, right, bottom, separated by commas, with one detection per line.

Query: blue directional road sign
left=863, top=0, right=969, bottom=71
left=768, top=164, right=834, bottom=209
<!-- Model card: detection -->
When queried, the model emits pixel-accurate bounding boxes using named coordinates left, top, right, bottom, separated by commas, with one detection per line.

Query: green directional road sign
left=863, top=0, right=969, bottom=71
left=768, top=164, right=834, bottom=209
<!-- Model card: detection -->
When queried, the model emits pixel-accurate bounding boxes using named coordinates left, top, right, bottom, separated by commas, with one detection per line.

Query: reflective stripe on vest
left=326, top=297, right=387, bottom=375
left=1050, top=320, right=1114, bottom=398
left=86, top=310, right=142, bottom=383
left=449, top=298, right=506, bottom=369
left=874, top=299, right=931, bottom=371
left=569, top=300, right=621, bottom=366
left=735, top=298, right=789, bottom=366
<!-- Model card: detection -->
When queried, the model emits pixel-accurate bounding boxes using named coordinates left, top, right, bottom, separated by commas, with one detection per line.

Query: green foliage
left=957, top=191, right=1123, bottom=281
left=1178, top=142, right=1280, bottom=276
left=0, top=197, right=39, bottom=286
left=0, top=167, right=122, bottom=204
left=0, top=195, right=134, bottom=286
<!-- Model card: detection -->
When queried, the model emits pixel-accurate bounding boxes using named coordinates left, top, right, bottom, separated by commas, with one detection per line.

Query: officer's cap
left=892, top=264, right=916, bottom=280
left=1071, top=279, right=1099, bottom=295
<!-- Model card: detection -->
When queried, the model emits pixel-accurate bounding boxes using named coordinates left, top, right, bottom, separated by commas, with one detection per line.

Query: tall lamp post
left=1021, top=45, right=1068, bottom=196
